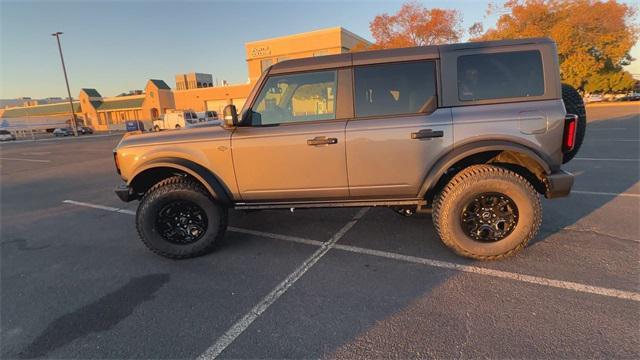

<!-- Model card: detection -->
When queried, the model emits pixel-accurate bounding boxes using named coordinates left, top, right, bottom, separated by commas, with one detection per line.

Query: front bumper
left=115, top=184, right=138, bottom=202
left=545, top=170, right=574, bottom=199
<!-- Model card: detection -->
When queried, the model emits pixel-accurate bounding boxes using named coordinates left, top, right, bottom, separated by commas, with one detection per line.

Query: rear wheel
left=175, top=124, right=181, bottom=129
left=136, top=176, right=227, bottom=259
left=432, top=165, right=541, bottom=260
left=561, top=83, right=587, bottom=163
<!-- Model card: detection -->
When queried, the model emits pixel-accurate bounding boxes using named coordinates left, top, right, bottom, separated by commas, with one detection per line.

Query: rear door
left=346, top=60, right=453, bottom=198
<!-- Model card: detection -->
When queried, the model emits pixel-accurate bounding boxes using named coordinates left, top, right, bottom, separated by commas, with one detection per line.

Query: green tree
left=584, top=70, right=636, bottom=93
left=476, top=0, right=638, bottom=91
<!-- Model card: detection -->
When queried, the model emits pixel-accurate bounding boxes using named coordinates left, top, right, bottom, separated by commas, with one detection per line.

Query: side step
left=235, top=199, right=427, bottom=210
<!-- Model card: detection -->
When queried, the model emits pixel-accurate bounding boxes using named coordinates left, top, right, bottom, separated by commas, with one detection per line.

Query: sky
left=1, top=0, right=638, bottom=99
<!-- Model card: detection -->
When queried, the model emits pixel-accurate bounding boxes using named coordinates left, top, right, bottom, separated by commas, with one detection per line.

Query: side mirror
left=223, top=105, right=238, bottom=127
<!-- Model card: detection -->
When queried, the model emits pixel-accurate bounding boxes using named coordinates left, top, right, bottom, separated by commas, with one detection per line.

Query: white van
left=152, top=111, right=199, bottom=130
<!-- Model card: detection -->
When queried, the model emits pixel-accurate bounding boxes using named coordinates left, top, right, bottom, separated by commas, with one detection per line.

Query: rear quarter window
left=457, top=50, right=544, bottom=101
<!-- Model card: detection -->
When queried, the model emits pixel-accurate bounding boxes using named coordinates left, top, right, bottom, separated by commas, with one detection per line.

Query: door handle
left=307, top=136, right=338, bottom=146
left=411, top=129, right=444, bottom=140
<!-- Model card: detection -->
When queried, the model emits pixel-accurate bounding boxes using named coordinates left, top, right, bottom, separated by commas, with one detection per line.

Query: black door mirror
left=223, top=104, right=238, bottom=127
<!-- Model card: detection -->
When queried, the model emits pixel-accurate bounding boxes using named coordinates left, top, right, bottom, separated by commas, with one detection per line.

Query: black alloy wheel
left=460, top=192, right=518, bottom=242
left=155, top=200, right=208, bottom=245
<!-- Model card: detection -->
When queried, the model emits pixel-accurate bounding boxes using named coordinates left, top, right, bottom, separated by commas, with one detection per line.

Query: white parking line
left=198, top=207, right=368, bottom=360
left=0, top=157, right=51, bottom=163
left=0, top=133, right=122, bottom=145
left=62, top=200, right=135, bottom=215
left=588, top=139, right=640, bottom=142
left=587, top=128, right=627, bottom=131
left=63, top=199, right=640, bottom=304
left=572, top=190, right=640, bottom=198
left=331, top=245, right=640, bottom=301
left=573, top=157, right=639, bottom=162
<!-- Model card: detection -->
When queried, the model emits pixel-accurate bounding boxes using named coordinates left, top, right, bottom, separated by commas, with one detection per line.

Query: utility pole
left=51, top=32, right=78, bottom=136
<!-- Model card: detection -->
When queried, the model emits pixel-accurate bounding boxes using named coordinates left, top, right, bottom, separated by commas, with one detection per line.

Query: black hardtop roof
left=269, top=37, right=554, bottom=74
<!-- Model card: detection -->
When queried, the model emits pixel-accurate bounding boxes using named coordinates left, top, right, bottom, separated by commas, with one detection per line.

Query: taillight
left=563, top=114, right=578, bottom=152
left=114, top=151, right=121, bottom=174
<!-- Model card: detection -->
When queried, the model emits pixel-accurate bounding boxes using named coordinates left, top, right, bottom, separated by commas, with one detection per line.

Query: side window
left=457, top=50, right=544, bottom=101
left=354, top=61, right=436, bottom=118
left=250, top=70, right=337, bottom=126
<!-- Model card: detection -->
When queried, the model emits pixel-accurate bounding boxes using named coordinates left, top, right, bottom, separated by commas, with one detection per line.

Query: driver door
left=231, top=69, right=349, bottom=201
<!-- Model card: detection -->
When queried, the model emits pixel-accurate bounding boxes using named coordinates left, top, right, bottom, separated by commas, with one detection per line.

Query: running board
left=234, top=199, right=426, bottom=210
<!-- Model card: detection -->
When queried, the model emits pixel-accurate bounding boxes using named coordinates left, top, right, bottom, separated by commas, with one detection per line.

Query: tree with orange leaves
left=475, top=0, right=638, bottom=92
left=355, top=1, right=463, bottom=51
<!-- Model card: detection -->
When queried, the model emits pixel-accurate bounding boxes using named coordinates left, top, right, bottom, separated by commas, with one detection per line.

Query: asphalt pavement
left=1, top=104, right=638, bottom=359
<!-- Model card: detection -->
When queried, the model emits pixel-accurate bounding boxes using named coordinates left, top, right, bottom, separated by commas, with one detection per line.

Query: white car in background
left=585, top=94, right=604, bottom=103
left=152, top=111, right=199, bottom=131
left=0, top=129, right=16, bottom=141
left=194, top=111, right=221, bottom=127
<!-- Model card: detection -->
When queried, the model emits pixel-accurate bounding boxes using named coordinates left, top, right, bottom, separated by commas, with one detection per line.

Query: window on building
left=354, top=60, right=436, bottom=118
left=260, top=59, right=273, bottom=73
left=457, top=50, right=544, bottom=101
left=251, top=70, right=337, bottom=126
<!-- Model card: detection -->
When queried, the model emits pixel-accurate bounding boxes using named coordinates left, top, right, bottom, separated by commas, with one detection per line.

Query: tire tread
left=432, top=165, right=542, bottom=260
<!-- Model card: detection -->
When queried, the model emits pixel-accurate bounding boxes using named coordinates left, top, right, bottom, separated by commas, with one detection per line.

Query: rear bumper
left=544, top=170, right=574, bottom=199
left=115, top=184, right=138, bottom=202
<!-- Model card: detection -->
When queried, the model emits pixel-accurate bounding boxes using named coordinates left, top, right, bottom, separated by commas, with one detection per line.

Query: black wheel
left=175, top=124, right=181, bottom=129
left=136, top=176, right=228, bottom=259
left=561, top=83, right=587, bottom=163
left=432, top=165, right=541, bottom=260
left=154, top=125, right=160, bottom=131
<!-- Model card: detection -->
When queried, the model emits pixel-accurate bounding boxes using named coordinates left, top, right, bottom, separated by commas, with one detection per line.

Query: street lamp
left=51, top=31, right=78, bottom=136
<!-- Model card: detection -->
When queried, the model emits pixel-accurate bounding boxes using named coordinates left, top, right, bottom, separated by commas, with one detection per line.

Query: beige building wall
left=245, top=27, right=370, bottom=82
left=174, top=27, right=369, bottom=113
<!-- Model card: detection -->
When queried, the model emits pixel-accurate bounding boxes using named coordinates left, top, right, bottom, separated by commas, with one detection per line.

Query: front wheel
left=136, top=176, right=228, bottom=259
left=432, top=165, right=541, bottom=260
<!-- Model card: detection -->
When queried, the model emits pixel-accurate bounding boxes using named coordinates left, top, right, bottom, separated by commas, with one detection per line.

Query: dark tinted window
left=457, top=50, right=544, bottom=101
left=354, top=61, right=436, bottom=118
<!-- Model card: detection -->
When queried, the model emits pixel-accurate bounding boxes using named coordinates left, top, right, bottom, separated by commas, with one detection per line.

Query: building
left=173, top=27, right=370, bottom=114
left=175, top=73, right=215, bottom=90
left=0, top=27, right=369, bottom=132
left=0, top=80, right=174, bottom=131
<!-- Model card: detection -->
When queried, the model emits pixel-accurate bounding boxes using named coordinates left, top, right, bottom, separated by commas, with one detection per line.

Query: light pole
left=51, top=31, right=78, bottom=136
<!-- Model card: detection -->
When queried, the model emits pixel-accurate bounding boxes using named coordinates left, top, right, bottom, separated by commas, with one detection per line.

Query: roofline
left=269, top=37, right=556, bottom=73
left=245, top=27, right=371, bottom=46
left=101, top=94, right=146, bottom=101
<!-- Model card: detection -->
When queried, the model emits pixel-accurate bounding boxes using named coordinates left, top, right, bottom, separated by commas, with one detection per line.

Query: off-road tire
left=432, top=165, right=542, bottom=260
left=561, top=83, right=587, bottom=163
left=136, top=176, right=228, bottom=259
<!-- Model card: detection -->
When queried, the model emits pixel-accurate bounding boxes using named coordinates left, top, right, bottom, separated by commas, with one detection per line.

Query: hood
left=116, top=125, right=233, bottom=149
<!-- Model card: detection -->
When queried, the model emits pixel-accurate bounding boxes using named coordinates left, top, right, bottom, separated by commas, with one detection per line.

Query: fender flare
left=418, top=140, right=553, bottom=198
left=129, top=157, right=233, bottom=204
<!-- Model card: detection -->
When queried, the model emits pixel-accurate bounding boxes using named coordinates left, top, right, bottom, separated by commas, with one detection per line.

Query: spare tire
left=561, top=83, right=587, bottom=163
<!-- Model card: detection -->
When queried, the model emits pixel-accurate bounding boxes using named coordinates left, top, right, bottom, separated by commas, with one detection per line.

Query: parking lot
left=1, top=103, right=638, bottom=359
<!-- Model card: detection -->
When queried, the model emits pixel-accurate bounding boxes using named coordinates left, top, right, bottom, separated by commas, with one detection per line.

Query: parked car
left=584, top=94, right=604, bottom=103
left=113, top=37, right=585, bottom=261
left=618, top=94, right=640, bottom=102
left=125, top=120, right=145, bottom=132
left=53, top=128, right=73, bottom=136
left=0, top=129, right=16, bottom=141
left=78, top=126, right=94, bottom=135
left=152, top=111, right=198, bottom=130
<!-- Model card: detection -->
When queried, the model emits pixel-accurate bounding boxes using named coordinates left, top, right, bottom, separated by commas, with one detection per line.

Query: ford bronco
left=113, top=38, right=586, bottom=260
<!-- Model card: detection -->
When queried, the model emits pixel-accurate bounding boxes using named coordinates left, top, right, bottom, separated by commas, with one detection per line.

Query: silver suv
left=114, top=37, right=585, bottom=260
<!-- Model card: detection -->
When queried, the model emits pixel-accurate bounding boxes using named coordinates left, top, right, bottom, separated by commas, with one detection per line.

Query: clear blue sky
left=1, top=0, right=637, bottom=99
